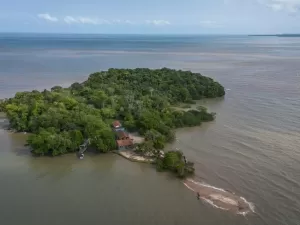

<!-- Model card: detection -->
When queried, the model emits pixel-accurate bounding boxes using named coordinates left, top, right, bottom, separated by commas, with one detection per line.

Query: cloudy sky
left=1, top=0, right=300, bottom=34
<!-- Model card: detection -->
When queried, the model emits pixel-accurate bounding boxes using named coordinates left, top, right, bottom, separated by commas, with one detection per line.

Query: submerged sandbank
left=184, top=179, right=255, bottom=215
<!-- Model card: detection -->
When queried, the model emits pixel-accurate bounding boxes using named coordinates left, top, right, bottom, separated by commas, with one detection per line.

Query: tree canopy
left=156, top=151, right=195, bottom=178
left=2, top=68, right=225, bottom=156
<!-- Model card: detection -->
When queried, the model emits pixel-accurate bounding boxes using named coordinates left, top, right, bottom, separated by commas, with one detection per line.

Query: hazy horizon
left=1, top=0, right=300, bottom=34
left=1, top=32, right=300, bottom=36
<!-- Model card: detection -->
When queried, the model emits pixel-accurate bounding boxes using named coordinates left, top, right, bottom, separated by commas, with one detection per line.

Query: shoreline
left=1, top=126, right=255, bottom=216
left=114, top=132, right=156, bottom=163
left=114, top=150, right=155, bottom=164
left=114, top=147, right=255, bottom=216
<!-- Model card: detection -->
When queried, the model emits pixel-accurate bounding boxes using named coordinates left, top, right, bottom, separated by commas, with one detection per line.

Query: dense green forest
left=1, top=68, right=225, bottom=162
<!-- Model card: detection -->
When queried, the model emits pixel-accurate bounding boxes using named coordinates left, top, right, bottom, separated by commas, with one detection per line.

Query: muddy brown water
left=1, top=34, right=300, bottom=225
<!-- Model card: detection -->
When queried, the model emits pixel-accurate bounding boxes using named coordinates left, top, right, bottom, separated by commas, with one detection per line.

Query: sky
left=0, top=0, right=300, bottom=34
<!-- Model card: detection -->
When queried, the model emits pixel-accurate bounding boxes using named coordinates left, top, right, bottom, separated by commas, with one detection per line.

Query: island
left=0, top=68, right=225, bottom=178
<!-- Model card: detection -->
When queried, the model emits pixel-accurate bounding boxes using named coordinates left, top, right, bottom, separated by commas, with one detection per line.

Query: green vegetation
left=181, top=104, right=192, bottom=109
left=156, top=151, right=195, bottom=178
left=2, top=68, right=224, bottom=159
left=0, top=99, right=5, bottom=112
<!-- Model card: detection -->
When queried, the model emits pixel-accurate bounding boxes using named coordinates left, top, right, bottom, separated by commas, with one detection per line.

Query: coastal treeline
left=1, top=68, right=224, bottom=162
left=157, top=151, right=195, bottom=178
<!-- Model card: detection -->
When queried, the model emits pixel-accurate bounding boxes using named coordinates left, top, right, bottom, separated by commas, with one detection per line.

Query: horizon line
left=0, top=31, right=271, bottom=36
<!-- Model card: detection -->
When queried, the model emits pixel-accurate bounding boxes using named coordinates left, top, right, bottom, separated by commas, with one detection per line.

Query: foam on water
left=184, top=179, right=255, bottom=215
left=184, top=182, right=229, bottom=211
left=240, top=197, right=255, bottom=213
left=201, top=197, right=229, bottom=211
left=186, top=178, right=227, bottom=193
left=209, top=194, right=238, bottom=206
left=183, top=182, right=195, bottom=192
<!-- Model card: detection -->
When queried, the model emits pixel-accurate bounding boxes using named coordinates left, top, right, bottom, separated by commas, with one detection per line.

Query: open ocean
left=0, top=33, right=299, bottom=225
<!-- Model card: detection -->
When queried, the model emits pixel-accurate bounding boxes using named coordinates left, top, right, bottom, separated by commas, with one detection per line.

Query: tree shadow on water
left=13, top=146, right=32, bottom=157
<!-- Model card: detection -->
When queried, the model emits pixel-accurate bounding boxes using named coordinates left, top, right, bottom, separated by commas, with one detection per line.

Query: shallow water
left=183, top=179, right=254, bottom=214
left=0, top=131, right=251, bottom=225
left=0, top=34, right=300, bottom=225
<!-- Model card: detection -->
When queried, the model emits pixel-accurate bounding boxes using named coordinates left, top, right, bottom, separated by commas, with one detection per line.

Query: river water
left=0, top=34, right=299, bottom=225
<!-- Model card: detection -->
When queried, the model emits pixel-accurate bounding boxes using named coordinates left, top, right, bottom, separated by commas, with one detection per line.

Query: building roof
left=112, top=120, right=121, bottom=128
left=116, top=131, right=130, bottom=139
left=117, top=139, right=133, bottom=147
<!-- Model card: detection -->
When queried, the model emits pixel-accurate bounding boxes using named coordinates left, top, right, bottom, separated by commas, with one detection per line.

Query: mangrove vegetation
left=1, top=68, right=224, bottom=176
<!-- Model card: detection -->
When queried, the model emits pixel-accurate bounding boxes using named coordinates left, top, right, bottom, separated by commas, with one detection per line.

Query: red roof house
left=117, top=139, right=134, bottom=150
left=112, top=120, right=121, bottom=128
left=116, top=131, right=131, bottom=140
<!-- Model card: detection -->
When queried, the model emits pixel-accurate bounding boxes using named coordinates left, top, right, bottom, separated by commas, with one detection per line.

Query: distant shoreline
left=249, top=34, right=300, bottom=37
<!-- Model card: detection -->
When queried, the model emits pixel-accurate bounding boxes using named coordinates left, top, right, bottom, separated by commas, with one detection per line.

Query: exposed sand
left=129, top=132, right=145, bottom=144
left=117, top=132, right=160, bottom=163
left=118, top=150, right=155, bottom=163
left=184, top=179, right=255, bottom=215
left=117, top=131, right=254, bottom=215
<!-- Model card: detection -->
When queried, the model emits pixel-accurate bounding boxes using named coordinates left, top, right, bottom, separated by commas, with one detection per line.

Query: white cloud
left=37, top=15, right=171, bottom=26
left=37, top=13, right=58, bottom=22
left=78, top=17, right=98, bottom=24
left=145, top=20, right=171, bottom=26
left=79, top=17, right=110, bottom=24
left=258, top=0, right=300, bottom=12
left=64, top=16, right=77, bottom=24
left=112, top=19, right=135, bottom=24
left=64, top=17, right=136, bottom=25
left=124, top=20, right=135, bottom=24
left=112, top=19, right=122, bottom=24
left=64, top=16, right=108, bottom=24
